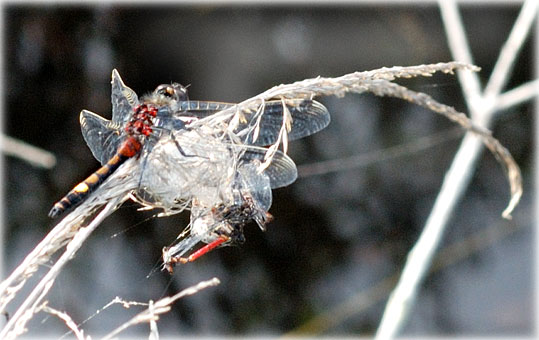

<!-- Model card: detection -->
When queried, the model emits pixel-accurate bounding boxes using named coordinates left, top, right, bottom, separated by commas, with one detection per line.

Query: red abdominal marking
left=48, top=103, right=157, bottom=219
left=117, top=136, right=142, bottom=157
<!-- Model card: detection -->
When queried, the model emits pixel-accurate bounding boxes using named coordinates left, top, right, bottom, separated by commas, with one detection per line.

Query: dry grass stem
left=197, top=61, right=520, bottom=218
left=0, top=160, right=138, bottom=339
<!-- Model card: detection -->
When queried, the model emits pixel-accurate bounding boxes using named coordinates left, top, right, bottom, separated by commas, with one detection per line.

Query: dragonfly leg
left=171, top=135, right=208, bottom=159
left=164, top=236, right=229, bottom=273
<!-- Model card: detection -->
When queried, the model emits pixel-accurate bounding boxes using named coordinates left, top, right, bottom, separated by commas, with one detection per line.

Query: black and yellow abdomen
left=48, top=137, right=141, bottom=218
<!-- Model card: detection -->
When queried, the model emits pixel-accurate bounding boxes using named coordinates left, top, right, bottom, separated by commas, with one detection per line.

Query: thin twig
left=375, top=1, right=536, bottom=339
left=40, top=302, right=87, bottom=340
left=101, top=277, right=220, bottom=340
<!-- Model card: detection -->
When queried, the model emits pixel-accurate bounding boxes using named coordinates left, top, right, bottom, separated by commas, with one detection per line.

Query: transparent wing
left=175, top=99, right=330, bottom=145
left=175, top=100, right=235, bottom=116
left=80, top=109, right=123, bottom=165
left=156, top=125, right=298, bottom=190
left=240, top=99, right=330, bottom=146
left=111, top=69, right=139, bottom=126
left=237, top=145, right=298, bottom=189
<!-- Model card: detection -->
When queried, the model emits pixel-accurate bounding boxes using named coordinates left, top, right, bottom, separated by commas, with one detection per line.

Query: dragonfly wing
left=80, top=109, right=122, bottom=165
left=173, top=101, right=235, bottom=118
left=241, top=99, right=330, bottom=146
left=111, top=69, right=139, bottom=126
left=238, top=145, right=298, bottom=189
left=174, top=99, right=330, bottom=146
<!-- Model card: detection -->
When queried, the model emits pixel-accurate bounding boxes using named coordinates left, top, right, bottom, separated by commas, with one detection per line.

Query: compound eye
left=165, top=86, right=175, bottom=96
left=155, top=84, right=173, bottom=97
left=155, top=83, right=189, bottom=101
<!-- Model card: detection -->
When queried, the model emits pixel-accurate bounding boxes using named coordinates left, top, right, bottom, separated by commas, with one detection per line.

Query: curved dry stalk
left=201, top=61, right=520, bottom=218
left=361, top=79, right=522, bottom=218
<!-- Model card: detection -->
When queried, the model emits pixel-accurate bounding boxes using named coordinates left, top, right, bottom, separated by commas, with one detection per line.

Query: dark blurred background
left=2, top=3, right=534, bottom=338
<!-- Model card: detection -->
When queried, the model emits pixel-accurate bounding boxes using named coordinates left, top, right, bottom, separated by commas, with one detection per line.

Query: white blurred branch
left=483, top=0, right=539, bottom=99
left=0, top=134, right=56, bottom=169
left=495, top=79, right=539, bottom=112
left=375, top=1, right=537, bottom=339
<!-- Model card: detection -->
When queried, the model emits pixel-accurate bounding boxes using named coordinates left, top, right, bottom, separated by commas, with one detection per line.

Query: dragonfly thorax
left=125, top=104, right=158, bottom=137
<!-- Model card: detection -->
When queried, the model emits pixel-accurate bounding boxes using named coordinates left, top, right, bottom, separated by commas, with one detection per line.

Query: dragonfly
left=49, top=69, right=330, bottom=220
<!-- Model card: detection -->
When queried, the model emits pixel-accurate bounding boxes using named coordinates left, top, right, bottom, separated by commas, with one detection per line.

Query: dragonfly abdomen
left=48, top=137, right=142, bottom=218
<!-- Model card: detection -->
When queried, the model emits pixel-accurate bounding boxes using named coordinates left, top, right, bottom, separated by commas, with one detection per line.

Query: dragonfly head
left=154, top=83, right=189, bottom=102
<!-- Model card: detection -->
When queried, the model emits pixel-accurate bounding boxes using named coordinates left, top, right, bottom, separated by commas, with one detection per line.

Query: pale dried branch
left=495, top=79, right=539, bottom=112
left=101, top=278, right=220, bottom=340
left=375, top=1, right=536, bottom=339
left=437, top=1, right=482, bottom=108
left=0, top=134, right=56, bottom=169
left=483, top=0, right=538, bottom=98
left=148, top=300, right=159, bottom=340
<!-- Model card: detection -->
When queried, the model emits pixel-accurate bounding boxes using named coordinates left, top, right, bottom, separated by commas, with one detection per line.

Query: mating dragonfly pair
left=49, top=70, right=330, bottom=272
